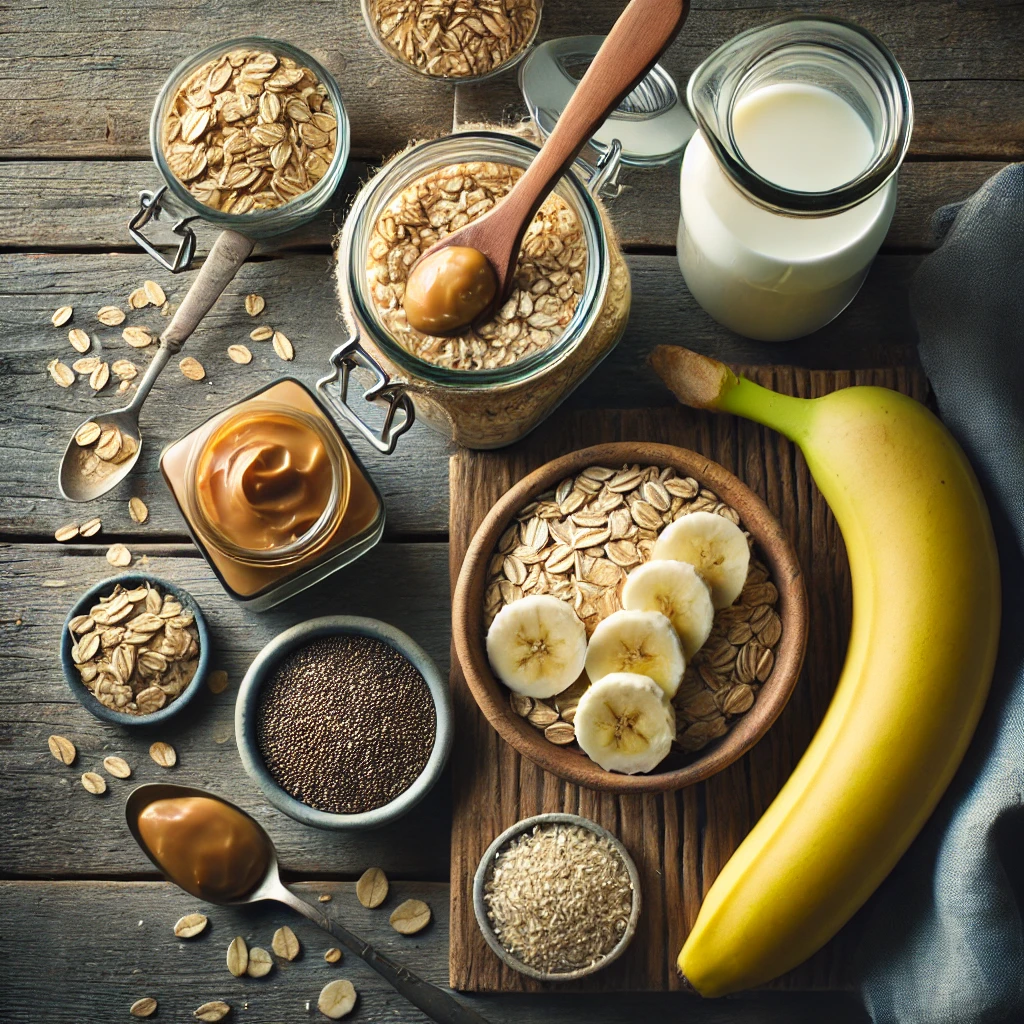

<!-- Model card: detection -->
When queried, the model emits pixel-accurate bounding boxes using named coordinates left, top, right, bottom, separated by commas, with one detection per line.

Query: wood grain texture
left=448, top=365, right=929, bottom=993
left=0, top=251, right=918, bottom=541
left=0, top=543, right=451, bottom=879
left=0, top=158, right=998, bottom=253
left=0, top=882, right=871, bottom=1024
left=0, top=0, right=454, bottom=159
left=454, top=0, right=1024, bottom=159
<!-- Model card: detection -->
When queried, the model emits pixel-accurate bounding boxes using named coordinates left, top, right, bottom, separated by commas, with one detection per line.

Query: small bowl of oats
left=61, top=574, right=210, bottom=727
left=452, top=442, right=809, bottom=793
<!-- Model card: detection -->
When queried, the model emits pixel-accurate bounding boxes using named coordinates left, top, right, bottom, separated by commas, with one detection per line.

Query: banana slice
left=652, top=510, right=750, bottom=609
left=585, top=609, right=685, bottom=698
left=486, top=594, right=587, bottom=698
left=574, top=672, right=676, bottom=774
left=621, top=560, right=715, bottom=660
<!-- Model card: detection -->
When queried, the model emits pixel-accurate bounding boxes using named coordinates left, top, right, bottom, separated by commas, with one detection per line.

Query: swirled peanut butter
left=195, top=408, right=334, bottom=551
left=137, top=796, right=270, bottom=901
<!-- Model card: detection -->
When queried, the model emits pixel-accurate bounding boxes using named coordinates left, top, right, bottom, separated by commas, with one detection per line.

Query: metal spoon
left=59, top=229, right=255, bottom=501
left=125, top=783, right=491, bottom=1024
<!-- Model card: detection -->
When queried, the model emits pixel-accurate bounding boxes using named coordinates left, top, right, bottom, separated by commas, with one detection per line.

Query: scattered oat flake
left=112, top=359, right=138, bottom=380
left=227, top=344, right=252, bottom=364
left=123, top=326, right=153, bottom=349
left=81, top=771, right=106, bottom=795
left=144, top=280, right=166, bottom=306
left=272, top=331, right=294, bottom=361
left=246, top=946, right=273, bottom=977
left=47, top=734, right=77, bottom=765
left=226, top=935, right=248, bottom=977
left=318, top=979, right=357, bottom=1020
left=249, top=325, right=273, bottom=342
left=193, top=1002, right=231, bottom=1022
left=106, top=543, right=132, bottom=567
left=389, top=898, right=431, bottom=935
left=118, top=379, right=132, bottom=393
left=324, top=947, right=343, bottom=963
left=150, top=741, right=177, bottom=767
left=318, top=893, right=332, bottom=903
left=129, top=997, right=157, bottom=1018
left=174, top=912, right=208, bottom=938
left=103, top=755, right=131, bottom=779
left=356, top=867, right=389, bottom=909
left=73, top=356, right=101, bottom=374
left=48, top=359, right=75, bottom=388
left=52, top=306, right=73, bottom=327
left=129, top=497, right=149, bottom=524
left=179, top=356, right=206, bottom=381
left=89, top=362, right=110, bottom=391
left=207, top=669, right=229, bottom=694
left=80, top=516, right=102, bottom=537
left=128, top=287, right=150, bottom=309
left=245, top=293, right=265, bottom=316
left=55, top=522, right=80, bottom=543
left=97, top=305, right=125, bottom=326
left=271, top=925, right=300, bottom=961
left=68, top=328, right=91, bottom=353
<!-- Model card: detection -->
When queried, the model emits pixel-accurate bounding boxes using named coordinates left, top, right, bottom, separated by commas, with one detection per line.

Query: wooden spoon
left=403, top=0, right=690, bottom=335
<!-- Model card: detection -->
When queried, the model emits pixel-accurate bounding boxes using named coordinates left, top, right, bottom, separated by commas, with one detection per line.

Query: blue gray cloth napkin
left=860, top=164, right=1024, bottom=1023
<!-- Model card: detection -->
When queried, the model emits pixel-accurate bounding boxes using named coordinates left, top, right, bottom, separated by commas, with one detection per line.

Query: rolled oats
left=227, top=343, right=252, bottom=364
left=161, top=49, right=337, bottom=215
left=244, top=293, right=265, bottom=316
left=366, top=161, right=586, bottom=371
left=179, top=356, right=206, bottom=381
left=51, top=306, right=73, bottom=327
left=68, top=328, right=90, bottom=353
left=97, top=306, right=125, bottom=326
left=486, top=464, right=784, bottom=755
left=368, top=0, right=538, bottom=79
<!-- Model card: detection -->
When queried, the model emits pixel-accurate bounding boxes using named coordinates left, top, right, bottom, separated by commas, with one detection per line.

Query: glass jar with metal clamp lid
left=318, top=37, right=693, bottom=451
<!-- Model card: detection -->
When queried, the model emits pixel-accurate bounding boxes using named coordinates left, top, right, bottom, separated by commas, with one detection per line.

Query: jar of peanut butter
left=160, top=378, right=384, bottom=611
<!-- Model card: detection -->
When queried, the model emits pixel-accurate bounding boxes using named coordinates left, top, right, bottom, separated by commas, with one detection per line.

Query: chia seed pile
left=256, top=634, right=436, bottom=814
left=484, top=823, right=635, bottom=974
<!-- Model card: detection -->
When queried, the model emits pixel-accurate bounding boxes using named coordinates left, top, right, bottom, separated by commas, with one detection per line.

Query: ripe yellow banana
left=652, top=346, right=1001, bottom=997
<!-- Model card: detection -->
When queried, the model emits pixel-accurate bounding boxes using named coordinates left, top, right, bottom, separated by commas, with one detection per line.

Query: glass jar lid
left=518, top=34, right=695, bottom=168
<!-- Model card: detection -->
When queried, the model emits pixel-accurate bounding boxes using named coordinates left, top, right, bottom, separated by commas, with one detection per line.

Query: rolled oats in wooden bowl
left=453, top=443, right=808, bottom=793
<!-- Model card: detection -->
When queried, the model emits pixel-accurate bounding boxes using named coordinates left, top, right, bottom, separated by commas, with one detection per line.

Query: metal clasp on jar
left=316, top=336, right=415, bottom=455
left=128, top=185, right=201, bottom=274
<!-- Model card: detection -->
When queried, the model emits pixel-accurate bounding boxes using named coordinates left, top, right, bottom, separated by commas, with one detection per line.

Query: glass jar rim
left=687, top=15, right=913, bottom=217
left=149, top=36, right=351, bottom=238
left=341, top=129, right=611, bottom=388
left=184, top=400, right=351, bottom=566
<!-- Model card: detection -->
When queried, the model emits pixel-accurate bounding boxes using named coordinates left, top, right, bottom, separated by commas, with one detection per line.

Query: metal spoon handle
left=275, top=886, right=492, bottom=1024
left=160, top=228, right=255, bottom=354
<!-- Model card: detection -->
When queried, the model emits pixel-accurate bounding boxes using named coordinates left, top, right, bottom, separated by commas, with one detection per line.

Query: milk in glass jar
left=678, top=17, right=913, bottom=342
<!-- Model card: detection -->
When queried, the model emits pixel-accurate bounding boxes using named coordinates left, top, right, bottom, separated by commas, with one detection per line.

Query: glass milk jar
left=677, top=17, right=913, bottom=342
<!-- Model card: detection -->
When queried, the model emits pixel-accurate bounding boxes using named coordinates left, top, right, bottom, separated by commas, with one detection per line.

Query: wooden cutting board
left=448, top=364, right=929, bottom=993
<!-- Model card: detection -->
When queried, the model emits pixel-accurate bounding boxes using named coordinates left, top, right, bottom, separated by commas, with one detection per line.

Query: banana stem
left=715, top=375, right=812, bottom=444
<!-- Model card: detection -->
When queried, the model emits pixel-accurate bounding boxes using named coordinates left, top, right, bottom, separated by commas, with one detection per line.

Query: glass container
left=677, top=16, right=913, bottom=341
left=131, top=37, right=351, bottom=272
left=323, top=130, right=631, bottom=450
left=161, top=378, right=385, bottom=612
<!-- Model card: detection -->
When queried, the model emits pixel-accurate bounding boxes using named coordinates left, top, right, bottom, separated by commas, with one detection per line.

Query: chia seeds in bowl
left=235, top=617, right=452, bottom=830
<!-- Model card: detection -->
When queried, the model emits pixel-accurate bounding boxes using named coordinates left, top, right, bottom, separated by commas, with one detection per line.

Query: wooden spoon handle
left=500, top=0, right=689, bottom=229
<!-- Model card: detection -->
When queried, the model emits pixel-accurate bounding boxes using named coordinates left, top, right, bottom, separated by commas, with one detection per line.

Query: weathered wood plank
left=454, top=0, right=1024, bottom=160
left=0, top=543, right=452, bottom=879
left=0, top=251, right=919, bottom=540
left=0, top=158, right=998, bottom=254
left=3, top=1, right=1021, bottom=159
left=0, top=881, right=870, bottom=1023
left=0, top=0, right=454, bottom=159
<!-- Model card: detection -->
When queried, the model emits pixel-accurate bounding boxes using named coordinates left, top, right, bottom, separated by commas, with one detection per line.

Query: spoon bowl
left=59, top=407, right=145, bottom=502
left=125, top=783, right=491, bottom=1024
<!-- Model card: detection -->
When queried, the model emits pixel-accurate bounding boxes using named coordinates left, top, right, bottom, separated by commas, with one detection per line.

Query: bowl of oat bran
left=452, top=442, right=809, bottom=793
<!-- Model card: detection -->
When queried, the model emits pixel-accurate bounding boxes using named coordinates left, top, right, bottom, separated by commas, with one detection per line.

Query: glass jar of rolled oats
left=323, top=130, right=631, bottom=450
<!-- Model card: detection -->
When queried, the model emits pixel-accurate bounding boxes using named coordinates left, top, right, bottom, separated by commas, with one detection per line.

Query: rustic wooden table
left=1, top=2, right=1021, bottom=1021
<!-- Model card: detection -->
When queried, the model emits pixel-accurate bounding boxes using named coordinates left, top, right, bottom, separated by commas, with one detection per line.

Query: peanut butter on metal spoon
left=125, top=784, right=491, bottom=1024
left=402, top=0, right=689, bottom=336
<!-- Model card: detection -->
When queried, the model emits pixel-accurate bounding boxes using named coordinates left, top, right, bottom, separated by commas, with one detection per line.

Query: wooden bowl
left=452, top=442, right=808, bottom=793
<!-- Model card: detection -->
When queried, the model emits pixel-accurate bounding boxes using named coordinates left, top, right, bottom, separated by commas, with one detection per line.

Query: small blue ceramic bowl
left=235, top=616, right=452, bottom=831
left=60, top=573, right=211, bottom=727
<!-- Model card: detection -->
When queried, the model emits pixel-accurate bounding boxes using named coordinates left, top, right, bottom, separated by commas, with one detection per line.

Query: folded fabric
left=860, top=164, right=1024, bottom=1023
